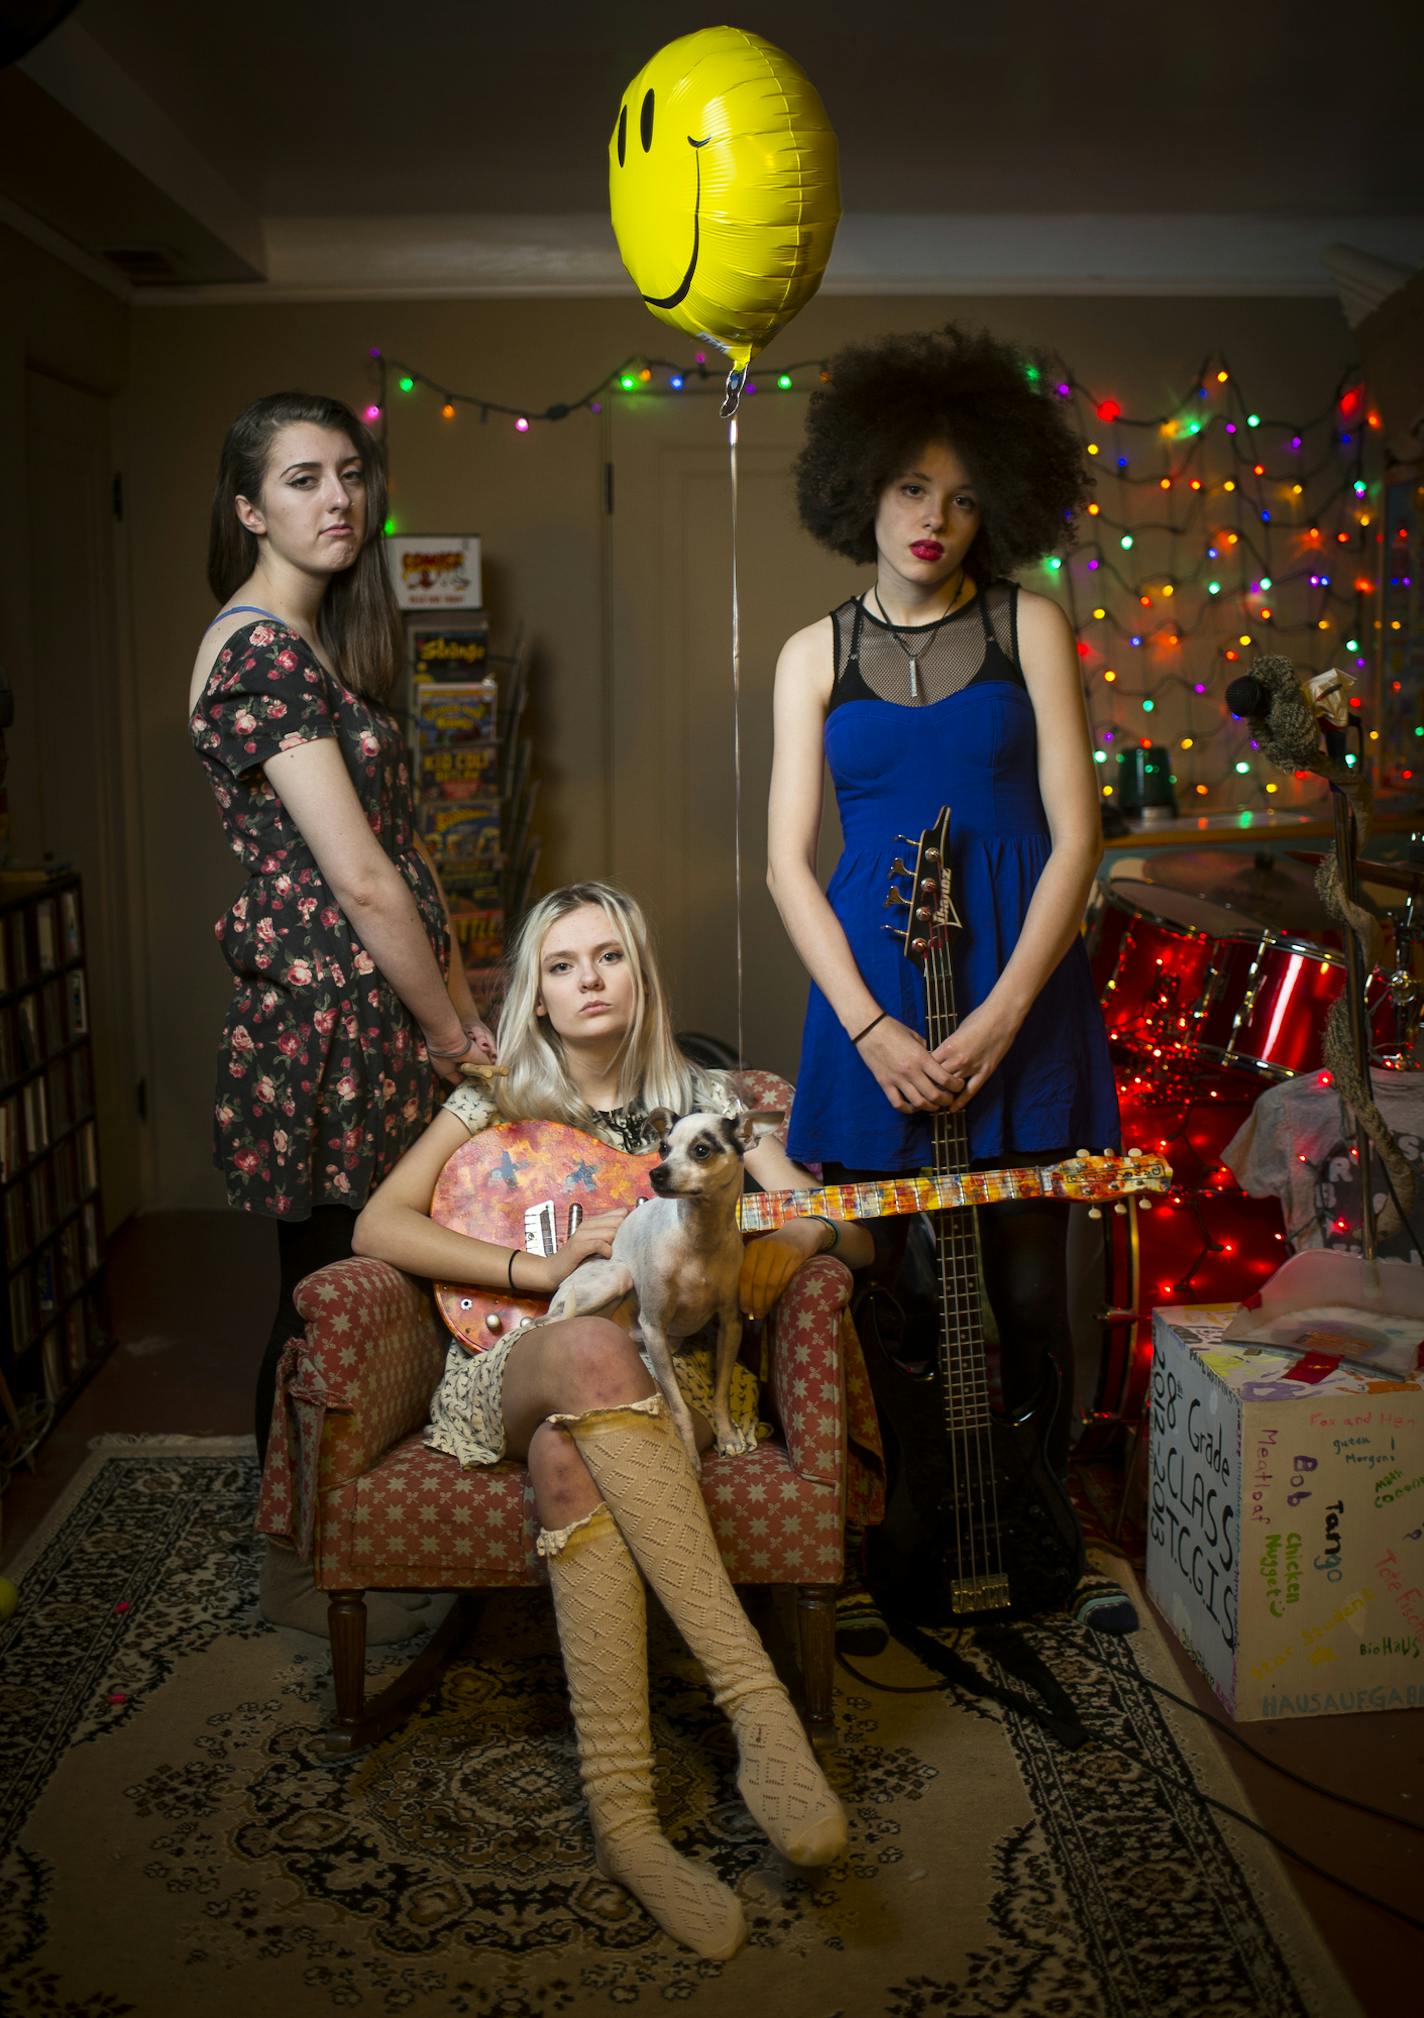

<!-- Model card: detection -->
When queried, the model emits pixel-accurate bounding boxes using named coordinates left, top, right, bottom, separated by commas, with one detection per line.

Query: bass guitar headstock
left=884, top=803, right=959, bottom=965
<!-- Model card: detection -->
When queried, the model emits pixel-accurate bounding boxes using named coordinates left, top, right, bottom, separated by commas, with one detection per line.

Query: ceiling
left=5, top=0, right=1424, bottom=299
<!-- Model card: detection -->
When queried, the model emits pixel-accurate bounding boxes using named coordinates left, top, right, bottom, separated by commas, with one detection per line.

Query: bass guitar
left=864, top=806, right=1114, bottom=1626
left=430, top=1112, right=1166, bottom=1353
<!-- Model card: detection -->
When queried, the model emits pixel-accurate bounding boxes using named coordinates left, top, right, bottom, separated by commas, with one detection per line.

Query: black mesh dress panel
left=828, top=580, right=1022, bottom=712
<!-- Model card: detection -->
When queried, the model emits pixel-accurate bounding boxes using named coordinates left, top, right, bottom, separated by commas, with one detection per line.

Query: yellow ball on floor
left=0, top=1577, right=18, bottom=1621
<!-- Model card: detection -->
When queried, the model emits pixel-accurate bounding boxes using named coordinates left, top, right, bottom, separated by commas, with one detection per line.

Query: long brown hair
left=207, top=392, right=403, bottom=706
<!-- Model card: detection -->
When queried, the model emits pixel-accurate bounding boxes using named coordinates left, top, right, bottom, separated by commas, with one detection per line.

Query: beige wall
left=44, top=284, right=1352, bottom=1210
left=1, top=221, right=130, bottom=852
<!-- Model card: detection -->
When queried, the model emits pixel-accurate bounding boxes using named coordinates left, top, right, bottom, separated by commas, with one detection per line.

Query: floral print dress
left=191, top=619, right=447, bottom=1219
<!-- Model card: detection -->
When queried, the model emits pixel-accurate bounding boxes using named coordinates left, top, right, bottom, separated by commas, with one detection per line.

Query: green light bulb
left=1207, top=582, right=1221, bottom=595
left=777, top=373, right=792, bottom=390
left=398, top=376, right=414, bottom=392
left=1234, top=760, right=1250, bottom=774
left=1142, top=699, right=1155, bottom=712
left=1120, top=534, right=1134, bottom=550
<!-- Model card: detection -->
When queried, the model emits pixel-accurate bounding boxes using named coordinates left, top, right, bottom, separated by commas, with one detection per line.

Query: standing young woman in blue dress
left=766, top=328, right=1120, bottom=1548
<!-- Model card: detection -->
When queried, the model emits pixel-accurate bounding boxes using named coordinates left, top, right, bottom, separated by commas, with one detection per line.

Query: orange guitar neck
left=738, top=1170, right=1042, bottom=1231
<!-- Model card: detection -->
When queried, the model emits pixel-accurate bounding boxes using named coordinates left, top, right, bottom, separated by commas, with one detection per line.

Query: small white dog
left=548, top=1107, right=777, bottom=1469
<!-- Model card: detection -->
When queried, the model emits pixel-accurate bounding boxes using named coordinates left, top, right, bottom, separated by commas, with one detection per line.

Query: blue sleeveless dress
left=787, top=583, right=1120, bottom=1173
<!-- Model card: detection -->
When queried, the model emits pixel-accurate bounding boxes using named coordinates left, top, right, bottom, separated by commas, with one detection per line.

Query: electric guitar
left=430, top=1114, right=1166, bottom=1353
left=864, top=806, right=1114, bottom=1625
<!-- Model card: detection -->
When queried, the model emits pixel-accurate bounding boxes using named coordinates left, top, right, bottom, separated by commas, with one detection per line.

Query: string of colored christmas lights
left=366, top=345, right=1419, bottom=807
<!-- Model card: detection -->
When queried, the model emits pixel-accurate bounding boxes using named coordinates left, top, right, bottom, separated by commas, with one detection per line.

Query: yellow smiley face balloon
left=609, top=26, right=840, bottom=379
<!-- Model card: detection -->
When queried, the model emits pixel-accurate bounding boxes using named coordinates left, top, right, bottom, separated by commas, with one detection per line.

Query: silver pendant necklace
left=870, top=570, right=966, bottom=701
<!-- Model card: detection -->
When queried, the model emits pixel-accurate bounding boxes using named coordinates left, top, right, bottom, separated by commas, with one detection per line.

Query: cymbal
left=1135, top=849, right=1335, bottom=936
left=1289, top=851, right=1424, bottom=905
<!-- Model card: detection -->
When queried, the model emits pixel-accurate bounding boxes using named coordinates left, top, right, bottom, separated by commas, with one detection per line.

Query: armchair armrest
left=766, top=1253, right=853, bottom=1486
left=256, top=1257, right=450, bottom=1557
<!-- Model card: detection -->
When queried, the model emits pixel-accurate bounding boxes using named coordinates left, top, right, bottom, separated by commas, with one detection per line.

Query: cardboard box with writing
left=1145, top=1304, right=1424, bottom=1721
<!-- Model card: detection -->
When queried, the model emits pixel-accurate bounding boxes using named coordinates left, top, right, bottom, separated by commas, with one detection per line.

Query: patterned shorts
left=424, top=1322, right=767, bottom=1470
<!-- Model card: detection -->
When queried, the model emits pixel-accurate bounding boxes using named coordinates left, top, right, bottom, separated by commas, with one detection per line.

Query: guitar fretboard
left=736, top=1167, right=1052, bottom=1233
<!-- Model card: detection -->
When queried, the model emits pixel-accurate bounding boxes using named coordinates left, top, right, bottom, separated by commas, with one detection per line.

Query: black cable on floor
left=837, top=1619, right=1424, bottom=1935
left=1079, top=1631, right=1424, bottom=1837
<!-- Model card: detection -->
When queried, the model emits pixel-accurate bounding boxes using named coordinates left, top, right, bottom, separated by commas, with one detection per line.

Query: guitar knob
left=1114, top=1202, right=1128, bottom=1216
left=1138, top=1197, right=1154, bottom=1211
left=486, top=1312, right=504, bottom=1334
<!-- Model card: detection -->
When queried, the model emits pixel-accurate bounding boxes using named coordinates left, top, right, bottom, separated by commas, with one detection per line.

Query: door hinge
left=112, top=472, right=124, bottom=522
left=603, top=461, right=614, bottom=515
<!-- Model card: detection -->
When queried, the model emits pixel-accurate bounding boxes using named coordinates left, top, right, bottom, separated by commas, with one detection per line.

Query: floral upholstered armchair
left=257, top=1070, right=884, bottom=1752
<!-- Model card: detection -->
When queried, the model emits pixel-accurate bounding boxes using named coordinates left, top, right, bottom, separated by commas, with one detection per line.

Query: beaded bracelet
left=428, top=1030, right=475, bottom=1061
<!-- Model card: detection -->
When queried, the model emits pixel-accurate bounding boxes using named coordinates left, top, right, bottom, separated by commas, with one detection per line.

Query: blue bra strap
left=205, top=604, right=283, bottom=631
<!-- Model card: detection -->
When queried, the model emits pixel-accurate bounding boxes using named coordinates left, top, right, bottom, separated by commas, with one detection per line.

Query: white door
left=21, top=371, right=143, bottom=1228
left=606, top=386, right=851, bottom=1080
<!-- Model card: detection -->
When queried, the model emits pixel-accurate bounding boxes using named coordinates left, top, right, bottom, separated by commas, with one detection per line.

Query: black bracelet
left=803, top=1213, right=840, bottom=1253
left=851, top=1010, right=887, bottom=1047
left=507, top=1248, right=521, bottom=1292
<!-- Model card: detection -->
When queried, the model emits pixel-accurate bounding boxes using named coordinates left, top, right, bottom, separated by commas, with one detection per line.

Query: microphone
left=1225, top=673, right=1271, bottom=720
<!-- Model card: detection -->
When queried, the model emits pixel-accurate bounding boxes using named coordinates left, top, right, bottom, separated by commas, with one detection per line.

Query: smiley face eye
left=617, top=104, right=627, bottom=167
left=640, top=88, right=654, bottom=152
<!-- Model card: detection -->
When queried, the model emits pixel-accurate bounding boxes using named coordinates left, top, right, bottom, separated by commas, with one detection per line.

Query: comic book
left=411, top=621, right=491, bottom=682
left=414, top=679, right=498, bottom=746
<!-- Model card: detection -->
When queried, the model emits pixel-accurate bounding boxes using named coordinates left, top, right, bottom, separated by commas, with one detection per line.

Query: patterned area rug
left=1, top=1442, right=1358, bottom=2018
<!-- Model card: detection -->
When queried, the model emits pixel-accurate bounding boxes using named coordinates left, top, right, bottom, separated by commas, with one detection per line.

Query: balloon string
left=729, top=411, right=744, bottom=1070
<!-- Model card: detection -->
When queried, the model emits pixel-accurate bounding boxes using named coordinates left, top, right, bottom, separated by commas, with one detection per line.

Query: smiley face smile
left=640, top=137, right=710, bottom=310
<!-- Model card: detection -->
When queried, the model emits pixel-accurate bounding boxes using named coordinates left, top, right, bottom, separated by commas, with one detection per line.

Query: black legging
left=255, top=1205, right=358, bottom=1462
left=826, top=1151, right=1075, bottom=1478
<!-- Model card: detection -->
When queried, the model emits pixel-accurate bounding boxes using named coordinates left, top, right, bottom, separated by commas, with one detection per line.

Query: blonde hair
left=494, top=882, right=717, bottom=1127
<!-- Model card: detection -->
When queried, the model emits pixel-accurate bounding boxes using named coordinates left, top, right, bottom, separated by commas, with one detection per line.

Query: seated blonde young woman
left=353, top=881, right=873, bottom=1960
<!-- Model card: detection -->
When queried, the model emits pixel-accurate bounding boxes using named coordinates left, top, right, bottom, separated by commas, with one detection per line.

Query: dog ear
left=730, top=1107, right=784, bottom=1152
left=645, top=1106, right=677, bottom=1144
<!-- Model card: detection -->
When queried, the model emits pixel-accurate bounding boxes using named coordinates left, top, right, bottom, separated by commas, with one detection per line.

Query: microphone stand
left=1320, top=718, right=1377, bottom=1259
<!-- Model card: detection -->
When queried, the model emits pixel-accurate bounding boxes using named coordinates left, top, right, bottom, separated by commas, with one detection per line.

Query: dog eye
left=693, top=1142, right=710, bottom=1159
left=658, top=1140, right=670, bottom=1156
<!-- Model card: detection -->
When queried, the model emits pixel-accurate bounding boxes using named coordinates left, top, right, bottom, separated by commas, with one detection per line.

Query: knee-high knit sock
left=549, top=1397, right=847, bottom=1868
left=541, top=1503, right=745, bottom=1960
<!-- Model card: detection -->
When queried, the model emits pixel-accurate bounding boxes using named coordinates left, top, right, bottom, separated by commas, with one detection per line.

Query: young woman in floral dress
left=189, top=391, right=495, bottom=1637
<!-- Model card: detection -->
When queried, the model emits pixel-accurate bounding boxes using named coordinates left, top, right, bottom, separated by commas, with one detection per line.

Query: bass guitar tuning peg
left=883, top=889, right=912, bottom=908
left=891, top=857, right=913, bottom=877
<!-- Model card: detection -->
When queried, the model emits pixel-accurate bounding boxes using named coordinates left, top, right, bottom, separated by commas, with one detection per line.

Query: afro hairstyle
left=793, top=325, right=1093, bottom=579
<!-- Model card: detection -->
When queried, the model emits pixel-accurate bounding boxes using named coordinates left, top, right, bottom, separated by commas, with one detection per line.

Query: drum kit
left=1073, top=842, right=1423, bottom=1447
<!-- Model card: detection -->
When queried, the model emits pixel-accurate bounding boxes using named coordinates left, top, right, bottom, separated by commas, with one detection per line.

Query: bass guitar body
left=860, top=1284, right=1085, bottom=1626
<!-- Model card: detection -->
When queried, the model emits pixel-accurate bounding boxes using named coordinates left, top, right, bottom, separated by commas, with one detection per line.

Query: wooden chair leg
left=318, top=1591, right=476, bottom=1758
left=328, top=1590, right=369, bottom=1732
left=796, top=1584, right=837, bottom=1748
